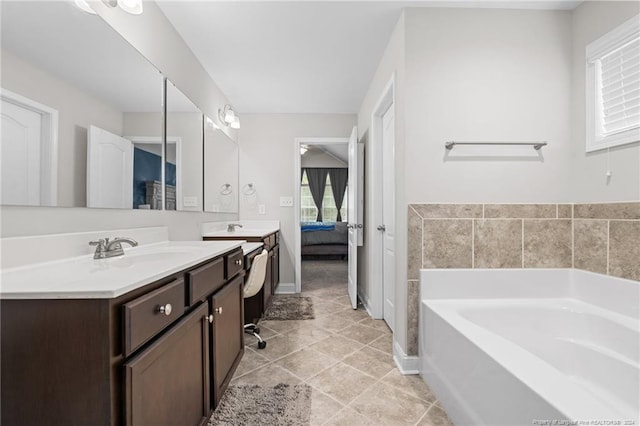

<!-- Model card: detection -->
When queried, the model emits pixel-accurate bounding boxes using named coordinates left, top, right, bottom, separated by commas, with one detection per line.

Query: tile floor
left=230, top=260, right=453, bottom=426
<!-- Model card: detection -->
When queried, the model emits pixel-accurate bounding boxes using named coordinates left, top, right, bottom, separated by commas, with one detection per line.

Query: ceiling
left=157, top=1, right=582, bottom=114
left=305, top=143, right=349, bottom=164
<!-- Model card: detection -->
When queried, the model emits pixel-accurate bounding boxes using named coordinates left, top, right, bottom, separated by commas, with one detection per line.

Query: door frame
left=368, top=75, right=395, bottom=319
left=0, top=88, right=58, bottom=206
left=293, top=137, right=349, bottom=294
left=128, top=136, right=182, bottom=210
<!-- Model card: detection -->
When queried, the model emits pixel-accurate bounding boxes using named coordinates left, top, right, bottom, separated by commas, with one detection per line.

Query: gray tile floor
left=231, top=260, right=453, bottom=426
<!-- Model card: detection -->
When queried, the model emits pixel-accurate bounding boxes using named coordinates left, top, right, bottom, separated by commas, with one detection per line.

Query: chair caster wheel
left=257, top=341, right=267, bottom=349
left=254, top=327, right=260, bottom=334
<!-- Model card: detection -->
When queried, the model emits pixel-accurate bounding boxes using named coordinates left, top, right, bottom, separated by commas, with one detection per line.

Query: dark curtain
left=329, top=168, right=348, bottom=221
left=304, top=168, right=328, bottom=221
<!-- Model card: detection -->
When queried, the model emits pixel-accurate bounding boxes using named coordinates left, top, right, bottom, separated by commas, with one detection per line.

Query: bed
left=301, top=221, right=348, bottom=259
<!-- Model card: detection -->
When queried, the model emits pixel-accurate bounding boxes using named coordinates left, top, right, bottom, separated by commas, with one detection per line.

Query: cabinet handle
left=235, top=259, right=242, bottom=266
left=157, top=303, right=172, bottom=316
left=206, top=314, right=214, bottom=324
left=215, top=307, right=223, bottom=315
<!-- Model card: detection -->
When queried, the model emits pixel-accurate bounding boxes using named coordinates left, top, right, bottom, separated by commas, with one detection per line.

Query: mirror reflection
left=204, top=119, right=239, bottom=213
left=1, top=1, right=162, bottom=209
left=165, top=82, right=203, bottom=211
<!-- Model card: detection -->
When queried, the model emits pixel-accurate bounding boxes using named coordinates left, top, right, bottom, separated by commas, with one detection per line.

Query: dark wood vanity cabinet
left=210, top=274, right=244, bottom=406
left=124, top=302, right=210, bottom=426
left=0, top=248, right=245, bottom=426
left=203, top=230, right=280, bottom=319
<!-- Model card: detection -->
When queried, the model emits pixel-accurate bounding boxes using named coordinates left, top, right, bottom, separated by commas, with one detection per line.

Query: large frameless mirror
left=1, top=1, right=163, bottom=209
left=204, top=119, right=239, bottom=213
left=165, top=81, right=204, bottom=211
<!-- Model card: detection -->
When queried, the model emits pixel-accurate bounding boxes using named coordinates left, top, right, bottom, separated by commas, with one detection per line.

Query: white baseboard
left=393, top=340, right=420, bottom=374
left=274, top=282, right=296, bottom=294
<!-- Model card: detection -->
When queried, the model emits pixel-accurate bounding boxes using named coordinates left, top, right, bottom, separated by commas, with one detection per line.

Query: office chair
left=244, top=249, right=269, bottom=349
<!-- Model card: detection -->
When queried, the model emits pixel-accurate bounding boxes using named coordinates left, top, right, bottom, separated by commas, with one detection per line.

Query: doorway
left=0, top=88, right=58, bottom=206
left=293, top=138, right=350, bottom=298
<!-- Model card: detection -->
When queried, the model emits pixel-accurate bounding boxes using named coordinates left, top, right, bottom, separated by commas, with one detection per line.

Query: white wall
left=1, top=49, right=124, bottom=207
left=570, top=1, right=640, bottom=202
left=239, top=114, right=356, bottom=285
left=0, top=206, right=235, bottom=240
left=404, top=8, right=572, bottom=204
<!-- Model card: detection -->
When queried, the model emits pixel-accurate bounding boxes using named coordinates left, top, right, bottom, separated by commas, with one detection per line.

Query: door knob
left=157, top=303, right=172, bottom=316
left=215, top=307, right=223, bottom=315
left=346, top=224, right=354, bottom=229
left=377, top=225, right=386, bottom=231
left=356, top=224, right=363, bottom=229
left=206, top=314, right=214, bottom=323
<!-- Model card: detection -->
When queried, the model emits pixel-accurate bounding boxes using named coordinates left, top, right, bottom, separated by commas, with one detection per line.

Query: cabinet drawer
left=123, top=279, right=185, bottom=357
left=186, top=257, right=224, bottom=305
left=225, top=249, right=244, bottom=279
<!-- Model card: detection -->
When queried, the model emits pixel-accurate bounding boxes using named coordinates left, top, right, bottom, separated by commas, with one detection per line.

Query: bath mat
left=263, top=295, right=315, bottom=320
left=208, top=384, right=312, bottom=426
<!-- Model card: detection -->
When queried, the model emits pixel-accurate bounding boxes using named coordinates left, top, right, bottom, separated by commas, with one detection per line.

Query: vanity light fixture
left=101, top=0, right=143, bottom=15
left=205, top=116, right=220, bottom=129
left=74, top=0, right=97, bottom=14
left=218, top=104, right=241, bottom=129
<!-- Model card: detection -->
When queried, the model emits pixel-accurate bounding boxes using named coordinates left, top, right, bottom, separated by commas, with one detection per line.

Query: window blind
left=600, top=36, right=640, bottom=135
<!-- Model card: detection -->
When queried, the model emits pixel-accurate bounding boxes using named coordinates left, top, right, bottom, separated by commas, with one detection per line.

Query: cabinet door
left=263, top=251, right=273, bottom=311
left=124, top=303, right=210, bottom=426
left=210, top=275, right=244, bottom=407
left=272, top=245, right=280, bottom=292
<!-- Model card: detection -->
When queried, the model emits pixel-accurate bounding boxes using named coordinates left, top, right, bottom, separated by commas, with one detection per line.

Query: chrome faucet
left=89, top=237, right=138, bottom=259
left=227, top=223, right=243, bottom=232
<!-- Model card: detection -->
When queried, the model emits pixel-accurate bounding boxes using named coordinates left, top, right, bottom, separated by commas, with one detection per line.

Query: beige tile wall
left=405, top=201, right=640, bottom=356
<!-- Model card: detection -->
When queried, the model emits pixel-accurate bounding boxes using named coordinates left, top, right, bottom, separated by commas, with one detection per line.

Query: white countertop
left=201, top=220, right=279, bottom=239
left=0, top=240, right=244, bottom=300
left=242, top=242, right=264, bottom=255
left=203, top=228, right=278, bottom=238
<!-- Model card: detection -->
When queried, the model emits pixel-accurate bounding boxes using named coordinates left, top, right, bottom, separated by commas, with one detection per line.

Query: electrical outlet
left=258, top=204, right=266, bottom=215
left=183, top=196, right=198, bottom=207
left=280, top=196, right=293, bottom=207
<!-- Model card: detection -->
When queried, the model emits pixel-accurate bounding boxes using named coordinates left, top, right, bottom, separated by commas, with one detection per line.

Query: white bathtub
left=419, top=269, right=640, bottom=426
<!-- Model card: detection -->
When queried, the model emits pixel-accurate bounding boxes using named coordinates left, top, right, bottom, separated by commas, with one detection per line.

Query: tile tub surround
left=406, top=202, right=640, bottom=356
left=408, top=202, right=640, bottom=280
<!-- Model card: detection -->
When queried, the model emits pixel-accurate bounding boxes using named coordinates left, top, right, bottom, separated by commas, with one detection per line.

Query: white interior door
left=347, top=126, right=360, bottom=309
left=381, top=105, right=395, bottom=330
left=1, top=99, right=42, bottom=206
left=87, top=125, right=133, bottom=208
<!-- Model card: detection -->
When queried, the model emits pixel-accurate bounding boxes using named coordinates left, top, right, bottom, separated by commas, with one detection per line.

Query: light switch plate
left=280, top=196, right=293, bottom=207
left=258, top=204, right=266, bottom=215
left=183, top=196, right=198, bottom=207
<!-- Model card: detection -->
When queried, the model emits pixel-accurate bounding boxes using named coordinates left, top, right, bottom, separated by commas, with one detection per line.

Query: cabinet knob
left=215, top=307, right=223, bottom=315
left=157, top=303, right=172, bottom=316
left=235, top=259, right=242, bottom=266
left=206, top=314, right=214, bottom=324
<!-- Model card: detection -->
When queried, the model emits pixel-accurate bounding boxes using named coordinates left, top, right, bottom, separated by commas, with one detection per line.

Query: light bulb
left=118, top=0, right=143, bottom=15
left=224, top=108, right=235, bottom=124
left=74, top=0, right=97, bottom=14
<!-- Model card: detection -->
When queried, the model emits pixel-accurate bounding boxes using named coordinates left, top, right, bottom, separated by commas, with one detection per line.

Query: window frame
left=585, top=14, right=640, bottom=152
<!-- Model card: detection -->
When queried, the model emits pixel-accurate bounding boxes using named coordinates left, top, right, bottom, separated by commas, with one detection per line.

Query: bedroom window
left=301, top=171, right=347, bottom=222
left=585, top=15, right=640, bottom=152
